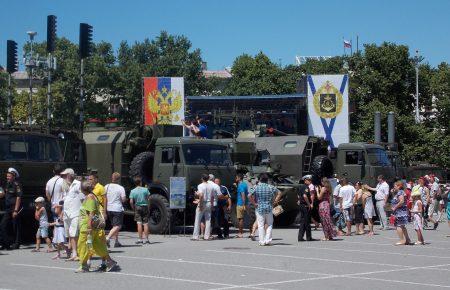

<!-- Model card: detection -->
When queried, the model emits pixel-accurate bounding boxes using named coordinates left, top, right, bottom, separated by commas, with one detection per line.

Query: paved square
left=1, top=223, right=450, bottom=290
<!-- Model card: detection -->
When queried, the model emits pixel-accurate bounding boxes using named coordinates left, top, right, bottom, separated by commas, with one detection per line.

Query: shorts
left=36, top=226, right=49, bottom=238
left=134, top=206, right=149, bottom=224
left=236, top=205, right=246, bottom=219
left=64, top=216, right=79, bottom=238
left=428, top=200, right=437, bottom=217
left=108, top=211, right=124, bottom=227
left=343, top=207, right=353, bottom=222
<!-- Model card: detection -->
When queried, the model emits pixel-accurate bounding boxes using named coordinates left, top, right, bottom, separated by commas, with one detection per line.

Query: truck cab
left=333, top=143, right=395, bottom=186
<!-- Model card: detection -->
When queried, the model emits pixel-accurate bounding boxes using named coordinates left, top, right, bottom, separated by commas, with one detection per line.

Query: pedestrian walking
left=353, top=182, right=365, bottom=235
left=49, top=204, right=68, bottom=260
left=45, top=164, right=64, bottom=220
left=105, top=172, right=126, bottom=248
left=192, top=174, right=214, bottom=240
left=61, top=168, right=83, bottom=261
left=362, top=185, right=376, bottom=236
left=366, top=175, right=390, bottom=230
left=391, top=181, right=411, bottom=246
left=76, top=181, right=117, bottom=273
left=410, top=190, right=425, bottom=245
left=235, top=173, right=248, bottom=238
left=31, top=196, right=53, bottom=252
left=339, top=178, right=355, bottom=236
left=0, top=168, right=22, bottom=250
left=249, top=174, right=282, bottom=246
left=129, top=176, right=151, bottom=244
left=214, top=178, right=231, bottom=239
left=317, top=178, right=336, bottom=241
left=427, top=175, right=440, bottom=229
left=297, top=175, right=314, bottom=241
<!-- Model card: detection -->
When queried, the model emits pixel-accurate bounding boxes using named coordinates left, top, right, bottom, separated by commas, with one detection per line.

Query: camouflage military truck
left=83, top=125, right=236, bottom=234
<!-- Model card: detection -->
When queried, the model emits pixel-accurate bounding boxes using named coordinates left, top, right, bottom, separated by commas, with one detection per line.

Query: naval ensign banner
left=307, top=75, right=349, bottom=148
left=143, top=77, right=185, bottom=125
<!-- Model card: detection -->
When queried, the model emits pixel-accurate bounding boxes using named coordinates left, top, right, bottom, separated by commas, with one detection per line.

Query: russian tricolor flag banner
left=307, top=75, right=349, bottom=148
left=142, top=77, right=185, bottom=126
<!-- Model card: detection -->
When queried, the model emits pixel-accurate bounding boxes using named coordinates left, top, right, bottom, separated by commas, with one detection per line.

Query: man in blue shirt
left=197, top=118, right=208, bottom=139
left=235, top=173, right=248, bottom=238
left=249, top=173, right=282, bottom=246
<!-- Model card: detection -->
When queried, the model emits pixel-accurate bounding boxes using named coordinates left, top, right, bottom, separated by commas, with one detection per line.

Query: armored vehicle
left=84, top=125, right=236, bottom=233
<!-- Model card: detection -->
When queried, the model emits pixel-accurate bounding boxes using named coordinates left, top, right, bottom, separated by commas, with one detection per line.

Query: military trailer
left=84, top=125, right=236, bottom=233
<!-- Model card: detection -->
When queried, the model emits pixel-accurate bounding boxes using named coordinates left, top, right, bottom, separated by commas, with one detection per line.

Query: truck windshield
left=183, top=144, right=232, bottom=166
left=367, top=148, right=391, bottom=166
left=0, top=134, right=62, bottom=162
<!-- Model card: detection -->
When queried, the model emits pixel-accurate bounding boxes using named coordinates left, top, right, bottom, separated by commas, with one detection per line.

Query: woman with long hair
left=317, top=178, right=336, bottom=241
left=362, top=184, right=376, bottom=236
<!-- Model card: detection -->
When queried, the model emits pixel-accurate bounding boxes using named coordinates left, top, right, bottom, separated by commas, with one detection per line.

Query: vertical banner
left=143, top=77, right=185, bottom=125
left=307, top=74, right=349, bottom=148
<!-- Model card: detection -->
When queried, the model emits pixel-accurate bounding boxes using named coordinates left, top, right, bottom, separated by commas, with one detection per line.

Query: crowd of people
left=1, top=164, right=450, bottom=274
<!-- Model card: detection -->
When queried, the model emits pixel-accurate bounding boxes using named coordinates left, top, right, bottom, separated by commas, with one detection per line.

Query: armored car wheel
left=310, top=155, right=333, bottom=184
left=148, top=194, right=171, bottom=234
left=130, top=151, right=154, bottom=184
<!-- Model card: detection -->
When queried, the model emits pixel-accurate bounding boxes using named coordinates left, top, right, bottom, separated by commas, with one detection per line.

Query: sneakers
left=96, top=263, right=107, bottom=272
left=433, top=222, right=439, bottom=230
left=106, top=260, right=118, bottom=272
left=144, top=240, right=151, bottom=245
left=135, top=240, right=143, bottom=245
left=113, top=241, right=123, bottom=248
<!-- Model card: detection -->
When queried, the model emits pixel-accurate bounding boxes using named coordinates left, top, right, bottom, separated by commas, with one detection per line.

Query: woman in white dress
left=363, top=185, right=376, bottom=236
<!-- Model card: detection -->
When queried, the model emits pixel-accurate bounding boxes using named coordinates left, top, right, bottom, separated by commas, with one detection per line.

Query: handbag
left=272, top=205, right=284, bottom=217
left=91, top=195, right=106, bottom=230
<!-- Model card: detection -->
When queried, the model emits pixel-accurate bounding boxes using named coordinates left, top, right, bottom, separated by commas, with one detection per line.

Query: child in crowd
left=31, top=197, right=53, bottom=252
left=49, top=204, right=68, bottom=259
left=411, top=191, right=425, bottom=245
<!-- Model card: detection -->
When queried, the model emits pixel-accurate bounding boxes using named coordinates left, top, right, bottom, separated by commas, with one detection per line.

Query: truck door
left=154, top=146, right=182, bottom=186
left=341, top=150, right=365, bottom=182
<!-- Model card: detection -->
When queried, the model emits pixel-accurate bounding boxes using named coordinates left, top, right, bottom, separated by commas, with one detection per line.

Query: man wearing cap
left=297, top=175, right=315, bottom=241
left=0, top=168, right=22, bottom=250
left=61, top=168, right=83, bottom=260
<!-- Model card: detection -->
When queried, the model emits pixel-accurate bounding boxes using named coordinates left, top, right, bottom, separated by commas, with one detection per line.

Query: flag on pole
left=142, top=77, right=184, bottom=126
left=343, top=40, right=352, bottom=48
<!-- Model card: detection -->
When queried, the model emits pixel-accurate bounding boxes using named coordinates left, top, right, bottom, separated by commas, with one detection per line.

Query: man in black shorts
left=129, top=176, right=150, bottom=244
left=105, top=173, right=126, bottom=247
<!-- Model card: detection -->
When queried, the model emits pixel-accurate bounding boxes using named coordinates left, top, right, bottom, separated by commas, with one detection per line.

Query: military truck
left=83, top=125, right=236, bottom=233
left=0, top=127, right=87, bottom=213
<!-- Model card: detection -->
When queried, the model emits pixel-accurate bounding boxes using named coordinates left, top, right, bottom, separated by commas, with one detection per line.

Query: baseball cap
left=208, top=174, right=215, bottom=181
left=7, top=167, right=19, bottom=178
left=35, top=196, right=45, bottom=203
left=61, top=168, right=75, bottom=175
left=302, top=175, right=312, bottom=180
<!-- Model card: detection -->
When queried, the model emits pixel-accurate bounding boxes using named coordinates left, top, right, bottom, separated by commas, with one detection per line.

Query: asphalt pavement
left=1, top=222, right=450, bottom=290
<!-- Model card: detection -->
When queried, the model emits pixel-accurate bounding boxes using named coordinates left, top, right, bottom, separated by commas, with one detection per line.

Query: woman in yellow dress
left=76, top=180, right=117, bottom=273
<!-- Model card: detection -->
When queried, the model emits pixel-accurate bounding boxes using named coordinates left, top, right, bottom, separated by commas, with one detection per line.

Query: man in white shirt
left=105, top=172, right=127, bottom=247
left=192, top=174, right=215, bottom=240
left=366, top=175, right=390, bottom=230
left=427, top=176, right=439, bottom=229
left=61, top=168, right=84, bottom=260
left=339, top=178, right=356, bottom=235
left=45, top=165, right=65, bottom=218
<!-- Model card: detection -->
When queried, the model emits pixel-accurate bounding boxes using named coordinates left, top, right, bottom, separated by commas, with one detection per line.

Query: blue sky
left=1, top=0, right=449, bottom=70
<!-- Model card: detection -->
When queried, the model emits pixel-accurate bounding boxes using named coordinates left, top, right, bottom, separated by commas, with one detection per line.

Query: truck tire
left=310, top=155, right=334, bottom=184
left=130, top=151, right=154, bottom=184
left=149, top=194, right=171, bottom=234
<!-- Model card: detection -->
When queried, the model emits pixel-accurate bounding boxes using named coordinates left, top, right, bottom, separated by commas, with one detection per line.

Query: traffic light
left=47, top=15, right=57, bottom=53
left=79, top=23, right=93, bottom=59
left=6, top=40, right=18, bottom=74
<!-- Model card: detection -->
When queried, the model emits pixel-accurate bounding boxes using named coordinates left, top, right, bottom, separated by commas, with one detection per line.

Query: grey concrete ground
left=1, top=222, right=450, bottom=290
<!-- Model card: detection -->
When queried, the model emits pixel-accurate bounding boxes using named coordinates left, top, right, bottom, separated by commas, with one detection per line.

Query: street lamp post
left=415, top=50, right=420, bottom=123
left=25, top=31, right=37, bottom=127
